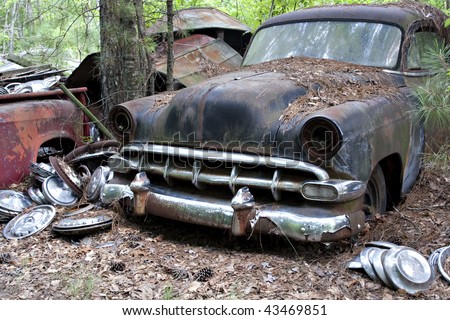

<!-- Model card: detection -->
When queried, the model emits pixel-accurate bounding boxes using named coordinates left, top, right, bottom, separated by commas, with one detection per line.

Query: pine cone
left=110, top=261, right=126, bottom=272
left=194, top=267, right=214, bottom=282
left=163, top=266, right=191, bottom=280
left=127, top=234, right=142, bottom=242
left=0, top=253, right=13, bottom=264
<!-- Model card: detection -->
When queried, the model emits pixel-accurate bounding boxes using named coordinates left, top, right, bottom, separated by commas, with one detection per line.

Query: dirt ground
left=0, top=162, right=449, bottom=300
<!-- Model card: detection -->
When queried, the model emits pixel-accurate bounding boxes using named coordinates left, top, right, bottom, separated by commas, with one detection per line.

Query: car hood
left=146, top=70, right=306, bottom=153
left=117, top=58, right=404, bottom=154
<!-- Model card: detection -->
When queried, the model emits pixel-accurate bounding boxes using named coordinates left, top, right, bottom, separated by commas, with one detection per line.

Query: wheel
left=364, top=164, right=387, bottom=218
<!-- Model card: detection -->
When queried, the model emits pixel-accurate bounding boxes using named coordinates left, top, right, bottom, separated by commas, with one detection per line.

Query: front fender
left=276, top=91, right=420, bottom=184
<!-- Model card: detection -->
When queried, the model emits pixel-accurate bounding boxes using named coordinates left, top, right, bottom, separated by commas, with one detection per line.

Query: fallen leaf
left=188, top=281, right=202, bottom=292
left=264, top=273, right=278, bottom=283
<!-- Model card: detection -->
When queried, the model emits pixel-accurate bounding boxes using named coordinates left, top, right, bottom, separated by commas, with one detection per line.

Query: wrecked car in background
left=0, top=60, right=90, bottom=187
left=106, top=3, right=447, bottom=242
left=67, top=7, right=251, bottom=101
left=148, top=7, right=251, bottom=91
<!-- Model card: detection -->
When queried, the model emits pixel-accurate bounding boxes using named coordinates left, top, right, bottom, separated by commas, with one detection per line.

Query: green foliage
left=0, top=0, right=447, bottom=70
left=414, top=43, right=450, bottom=132
left=1, top=0, right=100, bottom=70
left=162, top=284, right=174, bottom=300
left=66, top=274, right=96, bottom=299
left=423, top=143, right=450, bottom=169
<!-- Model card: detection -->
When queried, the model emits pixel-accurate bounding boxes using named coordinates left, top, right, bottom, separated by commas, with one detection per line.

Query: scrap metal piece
left=49, top=156, right=83, bottom=196
left=366, top=241, right=399, bottom=250
left=100, top=184, right=133, bottom=204
left=360, top=247, right=379, bottom=281
left=64, top=140, right=121, bottom=164
left=249, top=208, right=358, bottom=242
left=370, top=248, right=395, bottom=289
left=52, top=215, right=113, bottom=237
left=438, top=246, right=450, bottom=283
left=2, top=205, right=56, bottom=239
left=76, top=164, right=91, bottom=184
left=0, top=207, right=18, bottom=223
left=5, top=76, right=61, bottom=94
left=0, top=190, right=33, bottom=212
left=382, top=246, right=434, bottom=294
left=85, top=166, right=111, bottom=202
left=428, top=247, right=444, bottom=270
left=147, top=7, right=251, bottom=35
left=29, top=162, right=56, bottom=178
left=42, top=176, right=79, bottom=207
left=346, top=255, right=363, bottom=270
left=63, top=203, right=96, bottom=217
left=27, top=186, right=47, bottom=205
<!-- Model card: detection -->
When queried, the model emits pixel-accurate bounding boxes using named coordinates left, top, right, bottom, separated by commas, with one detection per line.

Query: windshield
left=243, top=21, right=402, bottom=68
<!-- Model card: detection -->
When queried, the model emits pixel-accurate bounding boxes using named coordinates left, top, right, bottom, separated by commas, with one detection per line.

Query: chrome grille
left=115, top=144, right=330, bottom=200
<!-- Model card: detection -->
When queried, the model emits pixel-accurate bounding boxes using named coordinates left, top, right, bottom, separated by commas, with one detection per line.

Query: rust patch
left=147, top=92, right=177, bottom=113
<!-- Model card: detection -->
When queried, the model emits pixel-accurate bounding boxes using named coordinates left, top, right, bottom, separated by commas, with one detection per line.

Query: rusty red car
left=106, top=3, right=447, bottom=242
left=0, top=88, right=89, bottom=187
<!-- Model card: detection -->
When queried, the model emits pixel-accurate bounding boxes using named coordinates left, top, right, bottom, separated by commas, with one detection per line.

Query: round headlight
left=108, top=106, right=134, bottom=142
left=300, top=117, right=342, bottom=160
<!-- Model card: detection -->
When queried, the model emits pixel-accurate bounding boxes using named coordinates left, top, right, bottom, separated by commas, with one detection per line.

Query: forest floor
left=0, top=162, right=449, bottom=300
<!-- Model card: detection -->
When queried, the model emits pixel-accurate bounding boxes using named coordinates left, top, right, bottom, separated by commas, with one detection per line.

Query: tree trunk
left=269, top=0, right=275, bottom=18
left=166, top=0, right=174, bottom=91
left=8, top=2, right=19, bottom=55
left=99, top=0, right=151, bottom=116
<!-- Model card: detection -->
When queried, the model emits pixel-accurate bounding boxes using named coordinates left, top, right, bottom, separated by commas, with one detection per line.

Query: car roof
left=258, top=4, right=440, bottom=32
left=146, top=7, right=251, bottom=34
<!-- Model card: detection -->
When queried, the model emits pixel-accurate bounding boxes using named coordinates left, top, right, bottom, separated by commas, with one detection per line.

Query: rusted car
left=148, top=7, right=251, bottom=91
left=107, top=3, right=447, bottom=242
left=146, top=7, right=251, bottom=55
left=153, top=33, right=246, bottom=91
left=0, top=88, right=89, bottom=187
left=68, top=7, right=251, bottom=99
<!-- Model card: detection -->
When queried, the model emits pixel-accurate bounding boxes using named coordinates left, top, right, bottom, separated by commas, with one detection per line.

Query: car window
left=407, top=31, right=443, bottom=70
left=243, top=21, right=402, bottom=68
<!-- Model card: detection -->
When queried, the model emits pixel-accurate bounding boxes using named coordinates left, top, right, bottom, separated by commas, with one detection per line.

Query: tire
left=364, top=164, right=387, bottom=218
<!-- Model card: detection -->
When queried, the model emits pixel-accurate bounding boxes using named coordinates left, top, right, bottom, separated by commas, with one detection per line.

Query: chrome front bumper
left=108, top=145, right=367, bottom=241
left=125, top=172, right=366, bottom=242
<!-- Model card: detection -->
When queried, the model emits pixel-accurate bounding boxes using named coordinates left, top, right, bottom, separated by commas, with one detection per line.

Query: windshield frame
left=242, top=19, right=405, bottom=70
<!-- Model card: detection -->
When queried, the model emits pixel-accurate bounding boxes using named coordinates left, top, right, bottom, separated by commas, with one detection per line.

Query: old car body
left=153, top=33, right=245, bottom=91
left=107, top=4, right=447, bottom=242
left=67, top=7, right=251, bottom=102
left=0, top=88, right=88, bottom=187
left=146, top=7, right=251, bottom=56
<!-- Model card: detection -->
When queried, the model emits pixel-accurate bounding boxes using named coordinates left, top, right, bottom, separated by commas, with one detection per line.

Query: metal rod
left=59, top=84, right=116, bottom=140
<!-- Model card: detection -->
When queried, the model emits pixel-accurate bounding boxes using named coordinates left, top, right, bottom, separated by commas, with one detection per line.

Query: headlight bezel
left=300, top=116, right=343, bottom=160
left=108, top=106, right=134, bottom=142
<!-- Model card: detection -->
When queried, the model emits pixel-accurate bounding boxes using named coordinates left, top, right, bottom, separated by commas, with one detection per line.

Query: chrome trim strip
left=382, top=69, right=434, bottom=77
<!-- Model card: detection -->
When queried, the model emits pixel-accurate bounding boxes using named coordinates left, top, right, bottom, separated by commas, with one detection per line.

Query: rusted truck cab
left=0, top=88, right=88, bottom=187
